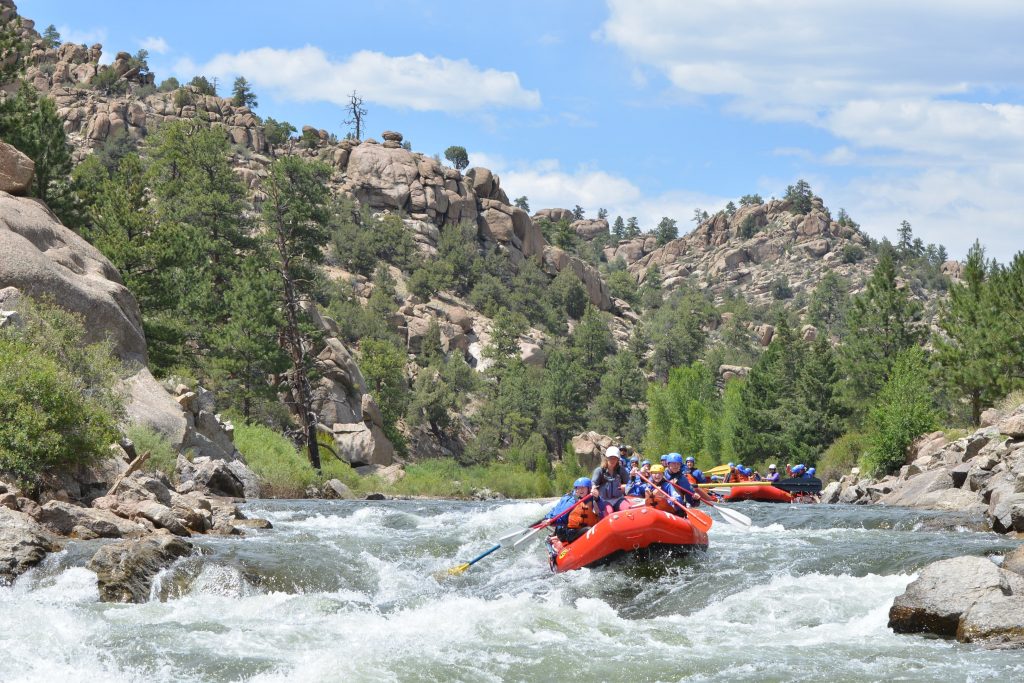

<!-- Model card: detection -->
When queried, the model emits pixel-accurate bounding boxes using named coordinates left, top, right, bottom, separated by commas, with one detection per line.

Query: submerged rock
left=87, top=530, right=193, bottom=603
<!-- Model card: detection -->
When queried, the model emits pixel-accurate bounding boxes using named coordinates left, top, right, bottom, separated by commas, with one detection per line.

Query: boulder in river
left=957, top=595, right=1024, bottom=647
left=87, top=529, right=193, bottom=603
left=0, top=507, right=61, bottom=584
left=889, top=555, right=1024, bottom=642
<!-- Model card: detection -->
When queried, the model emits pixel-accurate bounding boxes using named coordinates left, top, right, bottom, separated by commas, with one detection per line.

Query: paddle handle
left=465, top=544, right=502, bottom=567
left=513, top=495, right=592, bottom=547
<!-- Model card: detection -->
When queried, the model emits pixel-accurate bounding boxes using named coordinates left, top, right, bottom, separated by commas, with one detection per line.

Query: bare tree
left=344, top=90, right=367, bottom=140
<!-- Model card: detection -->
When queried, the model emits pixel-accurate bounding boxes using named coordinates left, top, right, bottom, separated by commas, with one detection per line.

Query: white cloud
left=175, top=47, right=540, bottom=113
left=139, top=36, right=170, bottom=55
left=828, top=164, right=1024, bottom=261
left=57, top=25, right=107, bottom=47
left=471, top=152, right=728, bottom=230
left=601, top=1, right=1024, bottom=157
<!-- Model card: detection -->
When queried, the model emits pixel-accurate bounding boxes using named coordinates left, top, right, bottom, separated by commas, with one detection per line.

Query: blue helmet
left=641, top=460, right=651, bottom=467
left=573, top=477, right=593, bottom=489
left=728, top=462, right=735, bottom=468
left=667, top=453, right=683, bottom=464
left=630, top=456, right=640, bottom=463
left=685, top=455, right=696, bottom=463
left=807, top=467, right=816, bottom=476
left=792, top=464, right=806, bottom=475
left=660, top=454, right=669, bottom=462
left=741, top=466, right=752, bottom=475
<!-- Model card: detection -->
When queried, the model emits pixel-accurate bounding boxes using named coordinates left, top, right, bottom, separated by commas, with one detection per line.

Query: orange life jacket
left=685, top=472, right=698, bottom=487
left=567, top=500, right=599, bottom=529
left=735, top=469, right=750, bottom=482
left=645, top=484, right=677, bottom=513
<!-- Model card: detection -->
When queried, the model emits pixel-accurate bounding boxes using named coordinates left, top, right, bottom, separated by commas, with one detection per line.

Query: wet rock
left=888, top=556, right=1018, bottom=636
left=365, top=493, right=386, bottom=501
left=224, top=460, right=262, bottom=498
left=957, top=595, right=1024, bottom=648
left=134, top=500, right=191, bottom=537
left=1003, top=547, right=1024, bottom=576
left=186, top=457, right=246, bottom=498
left=0, top=507, right=61, bottom=584
left=87, top=530, right=193, bottom=603
left=232, top=518, right=273, bottom=530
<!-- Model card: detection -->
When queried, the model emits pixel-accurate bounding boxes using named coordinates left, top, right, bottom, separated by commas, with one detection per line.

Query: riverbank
left=820, top=402, right=1024, bottom=537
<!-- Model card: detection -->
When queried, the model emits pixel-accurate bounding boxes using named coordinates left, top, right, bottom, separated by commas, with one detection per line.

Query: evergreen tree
left=572, top=205, right=585, bottom=220
left=645, top=362, right=717, bottom=459
left=231, top=76, right=258, bottom=108
left=987, top=253, right=1024, bottom=400
left=655, top=217, right=678, bottom=245
left=513, top=196, right=530, bottom=212
left=262, top=156, right=333, bottom=469
left=784, top=179, right=813, bottom=214
left=360, top=338, right=409, bottom=446
left=483, top=308, right=527, bottom=379
left=935, top=241, right=1002, bottom=424
left=840, top=248, right=924, bottom=410
left=645, top=288, right=711, bottom=380
left=612, top=216, right=625, bottom=240
left=807, top=272, right=850, bottom=334
left=785, top=335, right=846, bottom=463
left=540, top=344, right=586, bottom=456
left=0, top=82, right=74, bottom=217
left=263, top=117, right=297, bottom=146
left=590, top=351, right=645, bottom=437
left=624, top=216, right=641, bottom=238
left=444, top=145, right=469, bottom=170
left=570, top=305, right=614, bottom=392
left=0, top=14, right=25, bottom=86
left=41, top=24, right=62, bottom=48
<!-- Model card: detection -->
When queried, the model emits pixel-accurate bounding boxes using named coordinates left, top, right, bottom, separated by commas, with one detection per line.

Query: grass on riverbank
left=233, top=421, right=586, bottom=499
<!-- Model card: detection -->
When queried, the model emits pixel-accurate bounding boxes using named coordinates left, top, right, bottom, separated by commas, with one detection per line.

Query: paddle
left=512, top=494, right=593, bottom=548
left=665, top=477, right=752, bottom=528
left=443, top=544, right=502, bottom=577
left=634, top=473, right=713, bottom=533
left=494, top=517, right=546, bottom=543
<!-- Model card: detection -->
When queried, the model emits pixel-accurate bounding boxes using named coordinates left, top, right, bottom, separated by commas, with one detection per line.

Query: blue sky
left=19, top=0, right=1024, bottom=259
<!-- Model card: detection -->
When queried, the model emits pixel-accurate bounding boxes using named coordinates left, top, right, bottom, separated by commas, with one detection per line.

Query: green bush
left=861, top=347, right=938, bottom=477
left=126, top=425, right=178, bottom=478
left=0, top=299, right=124, bottom=487
left=817, top=432, right=866, bottom=482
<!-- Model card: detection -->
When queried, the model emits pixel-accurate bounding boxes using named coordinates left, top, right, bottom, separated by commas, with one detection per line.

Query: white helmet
left=605, top=446, right=621, bottom=460
left=768, top=464, right=777, bottom=469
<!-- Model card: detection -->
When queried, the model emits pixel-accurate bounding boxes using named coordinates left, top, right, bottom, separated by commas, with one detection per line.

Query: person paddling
left=592, top=446, right=630, bottom=514
left=664, top=453, right=700, bottom=506
left=546, top=477, right=602, bottom=543
left=643, top=465, right=684, bottom=515
left=764, top=464, right=780, bottom=483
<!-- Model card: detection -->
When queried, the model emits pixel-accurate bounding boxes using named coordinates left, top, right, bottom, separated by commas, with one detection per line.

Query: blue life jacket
left=626, top=478, right=646, bottom=497
left=666, top=469, right=696, bottom=500
left=686, top=467, right=707, bottom=484
left=546, top=494, right=578, bottom=529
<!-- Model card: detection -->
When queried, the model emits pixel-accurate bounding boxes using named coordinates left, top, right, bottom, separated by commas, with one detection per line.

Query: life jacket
left=766, top=471, right=780, bottom=482
left=685, top=472, right=698, bottom=487
left=645, top=481, right=679, bottom=513
left=735, top=470, right=750, bottom=482
left=593, top=465, right=628, bottom=502
left=567, top=499, right=600, bottom=529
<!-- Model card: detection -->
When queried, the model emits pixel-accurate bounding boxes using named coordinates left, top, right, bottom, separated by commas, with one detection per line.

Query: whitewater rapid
left=2, top=500, right=1023, bottom=682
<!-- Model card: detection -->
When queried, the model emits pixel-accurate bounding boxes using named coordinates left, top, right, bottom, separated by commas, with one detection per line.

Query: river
left=3, top=499, right=1024, bottom=682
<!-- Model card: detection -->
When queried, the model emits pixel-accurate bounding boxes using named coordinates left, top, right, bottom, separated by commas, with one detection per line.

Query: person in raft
left=724, top=462, right=740, bottom=482
left=547, top=477, right=603, bottom=543
left=764, top=464, right=781, bottom=483
left=790, top=464, right=807, bottom=478
left=683, top=455, right=708, bottom=485
left=592, top=446, right=631, bottom=514
left=643, top=465, right=684, bottom=514
left=664, top=453, right=700, bottom=506
left=805, top=467, right=817, bottom=479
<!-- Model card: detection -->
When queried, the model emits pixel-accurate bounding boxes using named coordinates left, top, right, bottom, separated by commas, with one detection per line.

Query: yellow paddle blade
left=448, top=562, right=471, bottom=575
left=432, top=562, right=470, bottom=580
left=705, top=464, right=731, bottom=477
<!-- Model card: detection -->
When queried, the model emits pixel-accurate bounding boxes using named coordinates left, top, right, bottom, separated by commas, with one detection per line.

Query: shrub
left=817, top=432, right=866, bottom=482
left=841, top=243, right=866, bottom=264
left=125, top=425, right=178, bottom=478
left=173, top=88, right=193, bottom=108
left=861, top=347, right=938, bottom=476
left=0, top=299, right=124, bottom=488
left=770, top=277, right=793, bottom=300
left=997, top=389, right=1024, bottom=414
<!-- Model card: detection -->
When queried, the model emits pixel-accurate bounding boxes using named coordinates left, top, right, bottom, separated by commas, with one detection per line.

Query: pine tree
left=625, top=216, right=641, bottom=238
left=807, top=272, right=850, bottom=334
left=0, top=82, right=74, bottom=217
left=590, top=350, right=645, bottom=435
left=655, top=217, right=678, bottom=245
left=262, top=156, right=333, bottom=469
left=612, top=216, right=625, bottom=240
left=540, top=344, right=586, bottom=456
left=840, top=248, right=924, bottom=410
left=934, top=241, right=1000, bottom=425
left=570, top=305, right=614, bottom=392
left=231, top=76, right=258, bottom=108
left=785, top=335, right=846, bottom=463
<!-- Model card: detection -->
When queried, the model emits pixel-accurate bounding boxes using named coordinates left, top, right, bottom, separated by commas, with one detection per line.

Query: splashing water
left=2, top=499, right=1023, bottom=682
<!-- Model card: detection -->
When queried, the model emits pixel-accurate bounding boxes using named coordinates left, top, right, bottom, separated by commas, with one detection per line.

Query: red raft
left=545, top=497, right=710, bottom=572
left=721, top=484, right=793, bottom=503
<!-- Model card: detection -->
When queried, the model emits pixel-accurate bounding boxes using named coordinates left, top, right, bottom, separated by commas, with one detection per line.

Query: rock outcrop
left=0, top=193, right=147, bottom=364
left=889, top=555, right=1024, bottom=648
left=86, top=530, right=193, bottom=603
left=0, top=141, right=34, bottom=195
left=571, top=431, right=616, bottom=470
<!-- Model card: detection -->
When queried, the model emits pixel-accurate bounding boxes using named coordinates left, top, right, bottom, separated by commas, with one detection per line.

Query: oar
left=666, top=478, right=752, bottom=528
left=494, top=517, right=546, bottom=543
left=442, top=544, right=502, bottom=577
left=512, top=495, right=593, bottom=548
left=634, top=473, right=713, bottom=533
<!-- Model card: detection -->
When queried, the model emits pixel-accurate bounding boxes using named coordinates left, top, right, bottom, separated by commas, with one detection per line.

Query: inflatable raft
left=545, top=497, right=710, bottom=572
left=722, top=484, right=793, bottom=503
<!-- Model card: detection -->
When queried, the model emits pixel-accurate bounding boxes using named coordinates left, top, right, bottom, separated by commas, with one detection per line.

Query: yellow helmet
left=650, top=464, right=665, bottom=474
